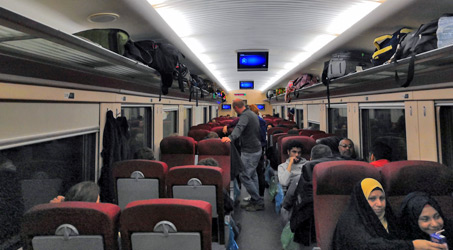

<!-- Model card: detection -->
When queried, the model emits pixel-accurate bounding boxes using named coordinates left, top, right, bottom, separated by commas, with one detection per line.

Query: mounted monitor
left=239, top=81, right=254, bottom=89
left=237, top=51, right=268, bottom=71
left=256, top=104, right=265, bottom=110
left=222, top=104, right=232, bottom=110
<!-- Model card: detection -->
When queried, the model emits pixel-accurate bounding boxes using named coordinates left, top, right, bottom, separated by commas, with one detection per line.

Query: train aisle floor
left=230, top=185, right=317, bottom=250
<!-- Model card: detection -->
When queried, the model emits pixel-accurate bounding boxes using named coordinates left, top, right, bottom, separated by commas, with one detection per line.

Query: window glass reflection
left=297, top=109, right=304, bottom=128
left=361, top=108, right=406, bottom=161
left=439, top=106, right=453, bottom=167
left=329, top=108, right=347, bottom=138
left=163, top=110, right=178, bottom=137
left=121, top=107, right=152, bottom=157
left=184, top=108, right=192, bottom=136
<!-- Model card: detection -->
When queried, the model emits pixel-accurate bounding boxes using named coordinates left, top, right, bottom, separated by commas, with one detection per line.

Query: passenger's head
left=285, top=140, right=304, bottom=163
left=361, top=178, right=386, bottom=219
left=232, top=99, right=245, bottom=114
left=133, top=147, right=155, bottom=160
left=370, top=141, right=392, bottom=161
left=65, top=181, right=100, bottom=203
left=310, top=144, right=333, bottom=160
left=316, top=136, right=341, bottom=155
left=197, top=158, right=219, bottom=167
left=249, top=104, right=259, bottom=115
left=266, top=123, right=274, bottom=130
left=399, top=192, right=445, bottom=237
left=205, top=132, right=219, bottom=139
left=338, top=138, right=355, bottom=157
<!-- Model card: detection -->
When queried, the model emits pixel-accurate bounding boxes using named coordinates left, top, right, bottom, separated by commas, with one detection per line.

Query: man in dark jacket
left=222, top=99, right=264, bottom=211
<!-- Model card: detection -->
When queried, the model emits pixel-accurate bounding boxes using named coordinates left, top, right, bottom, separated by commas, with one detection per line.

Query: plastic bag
left=275, top=183, right=284, bottom=214
left=226, top=221, right=239, bottom=250
left=281, top=222, right=299, bottom=250
left=268, top=176, right=279, bottom=200
left=233, top=179, right=241, bottom=203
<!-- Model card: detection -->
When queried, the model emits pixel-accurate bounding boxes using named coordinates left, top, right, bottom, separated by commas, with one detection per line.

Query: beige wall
left=218, top=89, right=272, bottom=117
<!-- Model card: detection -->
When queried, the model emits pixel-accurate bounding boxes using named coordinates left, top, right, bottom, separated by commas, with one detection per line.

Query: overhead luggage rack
left=269, top=43, right=453, bottom=103
left=0, top=7, right=216, bottom=101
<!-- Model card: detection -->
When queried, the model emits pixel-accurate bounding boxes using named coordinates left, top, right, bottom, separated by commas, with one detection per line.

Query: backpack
left=74, top=29, right=129, bottom=55
left=285, top=80, right=295, bottom=103
left=266, top=89, right=275, bottom=102
left=393, top=19, right=439, bottom=87
left=371, top=27, right=413, bottom=66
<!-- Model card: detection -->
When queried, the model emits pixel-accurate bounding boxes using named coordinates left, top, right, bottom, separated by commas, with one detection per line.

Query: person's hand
left=222, top=126, right=228, bottom=134
left=413, top=240, right=448, bottom=250
left=50, top=195, right=65, bottom=203
left=221, top=137, right=231, bottom=143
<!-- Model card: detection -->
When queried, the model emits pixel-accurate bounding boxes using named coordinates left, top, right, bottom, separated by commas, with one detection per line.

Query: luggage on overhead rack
left=438, top=15, right=453, bottom=48
left=327, top=51, right=372, bottom=79
left=266, top=89, right=276, bottom=102
left=371, top=27, right=413, bottom=66
left=74, top=29, right=130, bottom=55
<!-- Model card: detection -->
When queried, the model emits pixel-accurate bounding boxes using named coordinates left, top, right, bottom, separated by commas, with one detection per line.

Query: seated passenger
left=333, top=178, right=446, bottom=250
left=133, top=147, right=155, bottom=160
left=316, top=136, right=341, bottom=156
left=277, top=140, right=307, bottom=188
left=399, top=192, right=453, bottom=248
left=369, top=141, right=392, bottom=167
left=50, top=181, right=100, bottom=203
left=197, top=157, right=219, bottom=166
left=338, top=138, right=357, bottom=160
left=204, top=132, right=219, bottom=139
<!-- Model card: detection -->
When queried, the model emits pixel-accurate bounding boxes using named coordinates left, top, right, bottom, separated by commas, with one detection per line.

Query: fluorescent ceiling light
left=327, top=1, right=381, bottom=34
left=146, top=0, right=167, bottom=6
left=153, top=8, right=192, bottom=37
left=304, top=34, right=336, bottom=52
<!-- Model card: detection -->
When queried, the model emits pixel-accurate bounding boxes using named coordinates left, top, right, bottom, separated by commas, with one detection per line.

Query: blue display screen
left=240, top=81, right=254, bottom=89
left=257, top=104, right=265, bottom=110
left=222, top=104, right=232, bottom=110
left=237, top=51, right=268, bottom=71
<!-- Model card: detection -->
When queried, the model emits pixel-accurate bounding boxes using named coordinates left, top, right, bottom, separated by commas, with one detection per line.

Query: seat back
left=166, top=165, right=225, bottom=244
left=313, top=161, right=380, bottom=250
left=380, top=160, right=453, bottom=218
left=210, top=126, right=226, bottom=137
left=273, top=133, right=292, bottom=163
left=160, top=136, right=196, bottom=168
left=299, top=129, right=325, bottom=136
left=219, top=120, right=233, bottom=126
left=22, top=202, right=120, bottom=250
left=120, top=199, right=212, bottom=250
left=197, top=139, right=231, bottom=189
left=311, top=133, right=337, bottom=141
left=280, top=136, right=316, bottom=162
left=267, top=127, right=289, bottom=147
left=112, top=160, right=168, bottom=209
left=188, top=129, right=210, bottom=142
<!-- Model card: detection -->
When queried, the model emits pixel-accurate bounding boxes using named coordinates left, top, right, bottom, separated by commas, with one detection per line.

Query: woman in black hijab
left=399, top=192, right=452, bottom=248
left=332, top=178, right=446, bottom=250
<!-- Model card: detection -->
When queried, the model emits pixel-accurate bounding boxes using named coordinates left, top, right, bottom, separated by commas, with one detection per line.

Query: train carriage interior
left=2, top=0, right=453, bottom=249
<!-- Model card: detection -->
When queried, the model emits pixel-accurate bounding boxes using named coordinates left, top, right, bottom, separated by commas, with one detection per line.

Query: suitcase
left=437, top=15, right=453, bottom=48
left=328, top=51, right=371, bottom=79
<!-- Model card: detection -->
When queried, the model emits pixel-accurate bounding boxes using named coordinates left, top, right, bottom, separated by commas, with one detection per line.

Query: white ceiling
left=1, top=0, right=453, bottom=93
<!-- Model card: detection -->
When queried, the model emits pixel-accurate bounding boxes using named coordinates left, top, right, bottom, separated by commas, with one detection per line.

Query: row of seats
left=313, top=160, right=453, bottom=250
left=160, top=137, right=230, bottom=187
left=22, top=199, right=212, bottom=250
left=112, top=160, right=226, bottom=244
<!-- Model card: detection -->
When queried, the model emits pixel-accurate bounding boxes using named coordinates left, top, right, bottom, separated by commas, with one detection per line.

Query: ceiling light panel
left=148, top=0, right=383, bottom=92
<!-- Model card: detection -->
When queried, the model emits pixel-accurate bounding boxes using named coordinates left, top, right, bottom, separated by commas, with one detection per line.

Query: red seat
left=311, top=133, right=337, bottom=141
left=210, top=126, right=226, bottom=137
left=313, top=161, right=380, bottom=250
left=22, top=202, right=120, bottom=250
left=197, top=139, right=231, bottom=189
left=299, top=129, right=325, bottom=136
left=112, top=160, right=168, bottom=209
left=380, top=160, right=453, bottom=218
left=188, top=129, right=210, bottom=142
left=219, top=120, right=233, bottom=126
left=166, top=165, right=225, bottom=244
left=160, top=136, right=196, bottom=169
left=120, top=199, right=212, bottom=250
left=279, top=136, right=315, bottom=162
left=267, top=127, right=290, bottom=147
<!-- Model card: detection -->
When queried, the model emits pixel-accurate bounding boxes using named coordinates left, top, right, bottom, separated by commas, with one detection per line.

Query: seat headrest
left=198, top=139, right=230, bottom=155
left=381, top=160, right=453, bottom=195
left=314, top=161, right=380, bottom=195
left=113, top=160, right=168, bottom=178
left=160, top=136, right=196, bottom=154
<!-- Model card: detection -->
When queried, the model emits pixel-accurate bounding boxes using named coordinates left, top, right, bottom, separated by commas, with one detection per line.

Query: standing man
left=221, top=99, right=264, bottom=211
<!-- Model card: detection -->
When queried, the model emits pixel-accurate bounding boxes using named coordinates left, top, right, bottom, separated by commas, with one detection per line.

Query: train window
left=307, top=105, right=320, bottom=130
left=203, top=107, right=208, bottom=124
left=328, top=105, right=347, bottom=138
left=121, top=106, right=152, bottom=157
left=361, top=105, right=406, bottom=161
left=184, top=107, right=192, bottom=136
left=0, top=133, right=96, bottom=246
left=163, top=107, right=178, bottom=138
left=308, top=122, right=320, bottom=130
left=438, top=106, right=453, bottom=167
left=209, top=106, right=212, bottom=121
left=296, top=108, right=304, bottom=128
left=281, top=106, right=285, bottom=119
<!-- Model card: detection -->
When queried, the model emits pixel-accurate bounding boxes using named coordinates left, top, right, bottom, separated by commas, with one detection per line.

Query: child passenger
left=332, top=178, right=446, bottom=250
left=399, top=192, right=452, bottom=248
